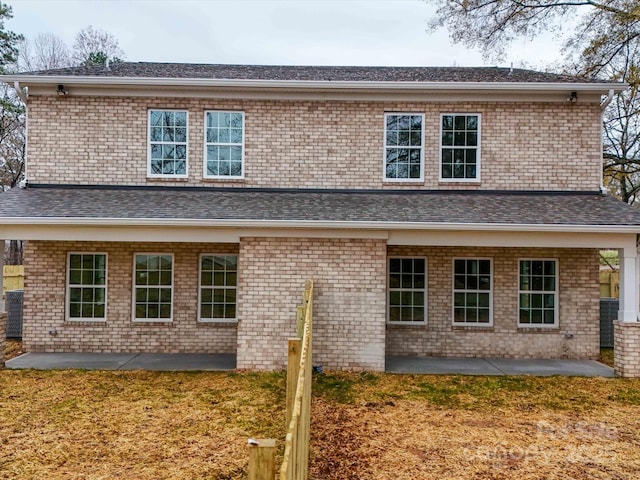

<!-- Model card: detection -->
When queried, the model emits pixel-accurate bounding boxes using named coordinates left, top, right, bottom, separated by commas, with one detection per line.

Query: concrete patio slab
left=6, top=352, right=236, bottom=371
left=119, top=353, right=236, bottom=371
left=6, top=352, right=137, bottom=370
left=386, top=356, right=504, bottom=375
left=485, top=358, right=615, bottom=377
left=386, top=356, right=615, bottom=377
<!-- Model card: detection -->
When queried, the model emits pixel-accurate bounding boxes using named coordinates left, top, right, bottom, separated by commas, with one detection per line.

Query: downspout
left=599, top=89, right=615, bottom=193
left=13, top=82, right=28, bottom=188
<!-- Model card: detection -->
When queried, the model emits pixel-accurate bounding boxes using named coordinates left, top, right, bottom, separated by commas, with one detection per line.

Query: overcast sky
left=8, top=0, right=565, bottom=68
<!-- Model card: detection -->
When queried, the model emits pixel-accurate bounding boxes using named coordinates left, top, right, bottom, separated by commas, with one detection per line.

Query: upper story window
left=205, top=111, right=245, bottom=178
left=440, top=113, right=480, bottom=182
left=384, top=113, right=424, bottom=181
left=148, top=110, right=188, bottom=177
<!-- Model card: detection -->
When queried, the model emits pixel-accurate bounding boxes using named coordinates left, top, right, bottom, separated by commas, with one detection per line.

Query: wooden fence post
left=248, top=439, right=276, bottom=480
left=286, top=338, right=301, bottom=427
left=296, top=305, right=304, bottom=338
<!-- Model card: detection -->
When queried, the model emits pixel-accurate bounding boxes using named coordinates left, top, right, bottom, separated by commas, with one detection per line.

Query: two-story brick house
left=2, top=63, right=640, bottom=375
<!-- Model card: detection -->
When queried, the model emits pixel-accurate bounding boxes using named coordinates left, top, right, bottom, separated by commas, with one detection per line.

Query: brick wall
left=236, top=237, right=387, bottom=371
left=614, top=321, right=640, bottom=377
left=27, top=96, right=601, bottom=191
left=386, top=246, right=600, bottom=359
left=22, top=241, right=238, bottom=353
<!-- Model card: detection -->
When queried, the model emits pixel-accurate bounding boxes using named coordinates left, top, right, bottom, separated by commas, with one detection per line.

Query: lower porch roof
left=1, top=185, right=640, bottom=233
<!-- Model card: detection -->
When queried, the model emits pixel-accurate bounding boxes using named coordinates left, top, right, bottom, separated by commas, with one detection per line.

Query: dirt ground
left=0, top=367, right=639, bottom=480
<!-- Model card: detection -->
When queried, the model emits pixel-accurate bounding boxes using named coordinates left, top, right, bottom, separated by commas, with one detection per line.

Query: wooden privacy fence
left=248, top=280, right=313, bottom=480
left=2, top=265, right=24, bottom=300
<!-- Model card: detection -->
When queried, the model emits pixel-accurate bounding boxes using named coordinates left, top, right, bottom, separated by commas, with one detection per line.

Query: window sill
left=66, top=319, right=107, bottom=324
left=146, top=177, right=189, bottom=182
left=202, top=177, right=246, bottom=183
left=452, top=325, right=493, bottom=332
left=517, top=327, right=560, bottom=333
left=197, top=321, right=237, bottom=327
left=383, top=180, right=424, bottom=184
left=387, top=322, right=428, bottom=329
left=438, top=180, right=481, bottom=185
left=132, top=320, right=173, bottom=325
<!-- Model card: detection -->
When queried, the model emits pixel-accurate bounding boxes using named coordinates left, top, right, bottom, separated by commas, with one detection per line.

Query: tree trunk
left=5, top=240, right=22, bottom=265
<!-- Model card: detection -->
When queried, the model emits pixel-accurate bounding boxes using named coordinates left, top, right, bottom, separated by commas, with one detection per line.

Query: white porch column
left=618, top=246, right=639, bottom=322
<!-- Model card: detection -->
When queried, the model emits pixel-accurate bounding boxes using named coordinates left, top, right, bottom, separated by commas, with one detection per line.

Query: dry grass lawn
left=1, top=366, right=640, bottom=480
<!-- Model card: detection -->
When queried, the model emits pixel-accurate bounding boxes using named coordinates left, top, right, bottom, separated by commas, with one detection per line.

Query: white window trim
left=66, top=252, right=108, bottom=322
left=203, top=110, right=245, bottom=180
left=387, top=256, right=428, bottom=325
left=382, top=112, right=425, bottom=183
left=517, top=258, right=559, bottom=328
left=439, top=112, right=482, bottom=183
left=132, top=252, right=174, bottom=323
left=452, top=257, right=493, bottom=327
left=147, top=109, right=189, bottom=179
left=198, top=253, right=239, bottom=323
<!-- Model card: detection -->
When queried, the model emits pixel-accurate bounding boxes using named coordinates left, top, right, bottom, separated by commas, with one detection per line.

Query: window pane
left=544, top=310, right=555, bottom=324
left=544, top=277, right=555, bottom=291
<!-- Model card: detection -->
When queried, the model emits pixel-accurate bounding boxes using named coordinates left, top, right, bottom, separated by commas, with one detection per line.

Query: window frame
left=452, top=257, right=493, bottom=327
left=387, top=256, right=428, bottom=325
left=439, top=113, right=482, bottom=183
left=132, top=253, right=174, bottom=323
left=203, top=110, right=245, bottom=180
left=198, top=253, right=239, bottom=323
left=518, top=258, right=559, bottom=328
left=66, top=252, right=108, bottom=322
left=383, top=112, right=425, bottom=183
left=147, top=109, right=189, bottom=179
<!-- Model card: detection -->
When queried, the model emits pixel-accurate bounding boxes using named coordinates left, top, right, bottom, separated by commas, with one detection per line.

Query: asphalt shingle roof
left=1, top=186, right=639, bottom=227
left=18, top=63, right=605, bottom=84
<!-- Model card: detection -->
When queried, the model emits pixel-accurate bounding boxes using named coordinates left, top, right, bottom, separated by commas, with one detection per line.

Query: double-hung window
left=133, top=254, right=173, bottom=321
left=453, top=258, right=492, bottom=325
left=199, top=254, right=238, bottom=321
left=384, top=113, right=424, bottom=181
left=519, top=259, right=558, bottom=327
left=440, top=113, right=480, bottom=181
left=148, top=110, right=188, bottom=177
left=67, top=253, right=107, bottom=321
left=388, top=257, right=427, bottom=323
left=204, top=111, right=244, bottom=178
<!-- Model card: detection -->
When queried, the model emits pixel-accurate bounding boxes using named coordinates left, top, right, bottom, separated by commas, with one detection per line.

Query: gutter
left=0, top=74, right=626, bottom=93
left=0, top=216, right=639, bottom=234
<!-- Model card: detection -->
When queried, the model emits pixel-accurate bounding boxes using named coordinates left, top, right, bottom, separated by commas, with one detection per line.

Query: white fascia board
left=0, top=74, right=625, bottom=94
left=1, top=216, right=639, bottom=234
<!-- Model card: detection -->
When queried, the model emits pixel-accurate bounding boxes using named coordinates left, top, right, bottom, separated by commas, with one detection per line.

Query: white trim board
left=0, top=224, right=635, bottom=250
